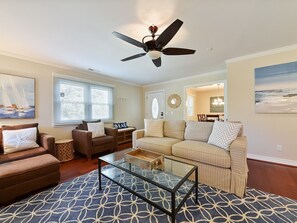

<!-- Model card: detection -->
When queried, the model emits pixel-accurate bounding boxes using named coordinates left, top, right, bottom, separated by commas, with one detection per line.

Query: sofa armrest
left=132, top=129, right=144, bottom=148
left=72, top=129, right=92, bottom=155
left=230, top=136, right=248, bottom=174
left=39, top=133, right=55, bottom=156
left=104, top=127, right=118, bottom=151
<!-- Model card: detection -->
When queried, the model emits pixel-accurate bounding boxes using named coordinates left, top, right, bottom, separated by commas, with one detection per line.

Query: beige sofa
left=132, top=120, right=248, bottom=197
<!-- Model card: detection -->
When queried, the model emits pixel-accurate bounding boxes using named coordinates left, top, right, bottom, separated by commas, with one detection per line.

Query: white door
left=145, top=91, right=165, bottom=119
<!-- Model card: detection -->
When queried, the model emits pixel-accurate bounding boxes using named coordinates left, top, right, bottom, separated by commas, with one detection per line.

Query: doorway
left=184, top=81, right=226, bottom=121
left=145, top=90, right=165, bottom=119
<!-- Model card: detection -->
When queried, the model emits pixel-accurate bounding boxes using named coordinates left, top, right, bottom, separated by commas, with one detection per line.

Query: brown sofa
left=0, top=123, right=60, bottom=204
left=72, top=123, right=118, bottom=160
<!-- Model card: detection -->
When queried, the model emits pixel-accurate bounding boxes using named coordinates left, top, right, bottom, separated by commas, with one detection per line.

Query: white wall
left=227, top=46, right=297, bottom=166
left=0, top=54, right=143, bottom=140
left=143, top=71, right=227, bottom=120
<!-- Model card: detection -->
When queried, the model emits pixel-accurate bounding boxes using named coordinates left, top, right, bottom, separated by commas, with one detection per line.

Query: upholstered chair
left=0, top=123, right=56, bottom=164
left=72, top=122, right=118, bottom=160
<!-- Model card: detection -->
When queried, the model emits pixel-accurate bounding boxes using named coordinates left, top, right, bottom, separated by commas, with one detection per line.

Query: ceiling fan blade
left=112, top=31, right=144, bottom=48
left=156, top=19, right=183, bottom=48
left=162, top=47, right=196, bottom=55
left=152, top=57, right=161, bottom=67
left=121, top=53, right=146, bottom=61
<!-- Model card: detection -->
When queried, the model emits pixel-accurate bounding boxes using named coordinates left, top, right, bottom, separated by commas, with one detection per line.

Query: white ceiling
left=0, top=0, right=297, bottom=86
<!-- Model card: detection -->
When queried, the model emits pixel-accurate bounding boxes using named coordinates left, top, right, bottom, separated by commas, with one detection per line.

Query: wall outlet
left=276, top=144, right=283, bottom=151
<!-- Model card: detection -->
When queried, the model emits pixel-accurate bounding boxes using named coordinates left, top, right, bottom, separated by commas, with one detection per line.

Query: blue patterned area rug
left=0, top=169, right=297, bottom=223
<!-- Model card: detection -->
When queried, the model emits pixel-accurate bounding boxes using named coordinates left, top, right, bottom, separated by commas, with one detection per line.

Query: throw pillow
left=144, top=119, right=164, bottom=138
left=1, top=123, right=40, bottom=153
left=82, top=119, right=101, bottom=130
left=163, top=120, right=186, bottom=140
left=113, top=122, right=128, bottom=129
left=2, top=127, right=39, bottom=154
left=87, top=122, right=106, bottom=138
left=207, top=121, right=242, bottom=150
left=184, top=121, right=214, bottom=142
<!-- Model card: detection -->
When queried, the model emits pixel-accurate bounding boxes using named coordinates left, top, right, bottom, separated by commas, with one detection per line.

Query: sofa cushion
left=172, top=140, right=231, bottom=168
left=136, top=137, right=181, bottom=155
left=144, top=119, right=163, bottom=138
left=0, top=147, right=47, bottom=164
left=208, top=121, right=242, bottom=150
left=184, top=121, right=214, bottom=142
left=0, top=154, right=60, bottom=189
left=92, top=135, right=114, bottom=147
left=164, top=120, right=185, bottom=140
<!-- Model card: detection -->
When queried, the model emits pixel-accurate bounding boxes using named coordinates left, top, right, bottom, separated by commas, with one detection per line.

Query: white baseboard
left=247, top=153, right=297, bottom=167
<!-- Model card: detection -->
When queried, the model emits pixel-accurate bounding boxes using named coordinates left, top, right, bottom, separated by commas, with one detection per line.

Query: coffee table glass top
left=99, top=148, right=196, bottom=191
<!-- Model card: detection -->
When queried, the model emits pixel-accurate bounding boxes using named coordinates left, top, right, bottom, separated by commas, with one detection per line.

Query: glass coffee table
left=98, top=149, right=198, bottom=222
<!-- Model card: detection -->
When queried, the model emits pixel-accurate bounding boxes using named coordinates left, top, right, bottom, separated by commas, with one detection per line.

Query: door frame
left=183, top=80, right=227, bottom=120
left=144, top=89, right=165, bottom=119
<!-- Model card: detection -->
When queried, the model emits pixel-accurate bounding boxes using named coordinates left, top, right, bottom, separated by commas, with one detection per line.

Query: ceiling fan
left=112, top=19, right=196, bottom=67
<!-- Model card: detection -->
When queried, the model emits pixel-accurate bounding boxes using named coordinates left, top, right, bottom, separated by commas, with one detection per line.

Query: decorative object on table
left=112, top=19, right=195, bottom=67
left=124, top=148, right=164, bottom=170
left=113, top=122, right=128, bottom=129
left=255, top=61, right=297, bottom=113
left=0, top=73, right=35, bottom=119
left=55, top=139, right=74, bottom=162
left=167, top=93, right=181, bottom=109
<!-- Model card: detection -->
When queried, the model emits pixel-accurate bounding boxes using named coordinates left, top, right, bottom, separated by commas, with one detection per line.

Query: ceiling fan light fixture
left=147, top=50, right=161, bottom=60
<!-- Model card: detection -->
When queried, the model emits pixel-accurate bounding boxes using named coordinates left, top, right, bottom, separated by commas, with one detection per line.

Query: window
left=187, top=95, right=194, bottom=116
left=54, top=77, right=113, bottom=125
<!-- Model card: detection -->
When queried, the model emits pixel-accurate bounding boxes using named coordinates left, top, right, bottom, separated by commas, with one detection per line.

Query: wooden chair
left=206, top=114, right=220, bottom=122
left=197, top=114, right=206, bottom=121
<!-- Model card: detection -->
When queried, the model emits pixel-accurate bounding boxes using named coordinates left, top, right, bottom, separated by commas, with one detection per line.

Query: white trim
left=0, top=50, right=141, bottom=87
left=225, top=44, right=297, bottom=64
left=247, top=153, right=297, bottom=167
left=53, top=73, right=115, bottom=88
left=143, top=70, right=227, bottom=88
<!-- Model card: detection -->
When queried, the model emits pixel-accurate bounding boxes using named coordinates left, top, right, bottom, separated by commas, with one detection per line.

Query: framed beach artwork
left=0, top=74, right=35, bottom=118
left=255, top=61, right=297, bottom=113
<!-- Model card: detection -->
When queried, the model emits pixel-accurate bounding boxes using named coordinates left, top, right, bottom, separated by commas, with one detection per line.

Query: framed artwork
left=210, top=96, right=224, bottom=113
left=0, top=74, right=35, bottom=119
left=255, top=61, right=297, bottom=113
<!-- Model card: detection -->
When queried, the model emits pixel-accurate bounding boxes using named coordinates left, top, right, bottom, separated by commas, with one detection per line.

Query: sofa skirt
left=166, top=155, right=231, bottom=194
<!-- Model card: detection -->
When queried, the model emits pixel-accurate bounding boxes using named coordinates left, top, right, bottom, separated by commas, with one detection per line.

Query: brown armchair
left=0, top=123, right=56, bottom=164
left=72, top=123, right=118, bottom=160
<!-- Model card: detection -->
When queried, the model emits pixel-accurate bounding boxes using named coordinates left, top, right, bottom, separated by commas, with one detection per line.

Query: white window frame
left=53, top=74, right=114, bottom=125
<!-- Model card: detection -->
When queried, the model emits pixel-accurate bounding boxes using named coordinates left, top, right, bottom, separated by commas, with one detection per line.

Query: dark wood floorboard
left=247, top=159, right=297, bottom=200
left=61, top=144, right=297, bottom=200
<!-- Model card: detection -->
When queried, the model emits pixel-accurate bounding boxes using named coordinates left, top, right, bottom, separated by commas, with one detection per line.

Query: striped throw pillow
left=207, top=121, right=242, bottom=150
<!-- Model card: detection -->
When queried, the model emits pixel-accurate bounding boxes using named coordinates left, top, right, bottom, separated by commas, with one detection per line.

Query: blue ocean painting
left=255, top=61, right=297, bottom=113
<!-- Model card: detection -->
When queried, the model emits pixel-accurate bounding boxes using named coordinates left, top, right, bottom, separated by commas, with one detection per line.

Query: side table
left=55, top=139, right=74, bottom=162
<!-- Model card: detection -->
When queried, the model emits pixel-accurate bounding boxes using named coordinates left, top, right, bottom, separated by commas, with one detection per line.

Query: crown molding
left=225, top=44, right=297, bottom=64
left=143, top=69, right=227, bottom=88
left=0, top=50, right=141, bottom=87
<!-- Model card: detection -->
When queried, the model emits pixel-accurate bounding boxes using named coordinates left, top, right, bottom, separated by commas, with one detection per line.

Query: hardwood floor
left=60, top=143, right=297, bottom=200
